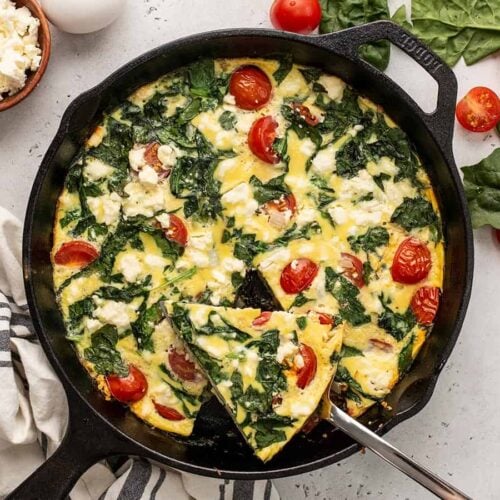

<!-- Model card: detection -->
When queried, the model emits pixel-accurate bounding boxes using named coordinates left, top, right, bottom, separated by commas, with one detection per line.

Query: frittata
left=51, top=56, right=444, bottom=455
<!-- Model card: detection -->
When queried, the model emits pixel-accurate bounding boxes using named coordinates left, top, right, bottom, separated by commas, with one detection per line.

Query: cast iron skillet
left=10, top=21, right=473, bottom=499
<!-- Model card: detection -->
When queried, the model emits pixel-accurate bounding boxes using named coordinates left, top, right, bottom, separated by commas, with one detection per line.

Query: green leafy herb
left=461, top=149, right=500, bottom=228
left=197, top=311, right=251, bottom=342
left=187, top=59, right=216, bottom=97
left=60, top=209, right=81, bottom=228
left=96, top=276, right=151, bottom=303
left=393, top=1, right=500, bottom=67
left=296, top=316, right=307, bottom=330
left=253, top=414, right=294, bottom=449
left=340, top=345, right=364, bottom=358
left=373, top=172, right=391, bottom=191
left=378, top=296, right=416, bottom=341
left=84, top=325, right=128, bottom=376
left=68, top=297, right=95, bottom=335
left=281, top=103, right=322, bottom=148
left=290, top=292, right=310, bottom=308
left=250, top=174, right=291, bottom=205
left=348, top=226, right=389, bottom=253
left=325, top=267, right=370, bottom=326
left=319, top=0, right=390, bottom=71
left=233, top=232, right=268, bottom=265
left=231, top=271, right=245, bottom=289
left=398, top=335, right=415, bottom=374
left=131, top=302, right=163, bottom=351
left=273, top=54, right=293, bottom=85
left=189, top=344, right=223, bottom=383
left=335, top=365, right=378, bottom=401
left=219, top=110, right=237, bottom=130
left=299, top=67, right=321, bottom=83
left=335, top=139, right=367, bottom=178
left=391, top=197, right=439, bottom=231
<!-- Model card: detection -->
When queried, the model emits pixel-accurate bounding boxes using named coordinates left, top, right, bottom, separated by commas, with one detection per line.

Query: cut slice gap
left=164, top=302, right=344, bottom=462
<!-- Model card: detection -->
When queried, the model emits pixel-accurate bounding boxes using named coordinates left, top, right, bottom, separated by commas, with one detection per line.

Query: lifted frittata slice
left=165, top=302, right=344, bottom=462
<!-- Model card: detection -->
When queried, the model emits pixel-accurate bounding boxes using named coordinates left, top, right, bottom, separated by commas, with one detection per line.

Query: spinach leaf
left=189, top=344, right=223, bottom=383
left=373, top=172, right=391, bottom=191
left=68, top=297, right=95, bottom=336
left=335, top=138, right=367, bottom=178
left=398, top=335, right=415, bottom=374
left=219, top=110, right=236, bottom=130
left=268, top=222, right=321, bottom=249
left=231, top=271, right=245, bottom=289
left=393, top=1, right=500, bottom=67
left=319, top=0, right=390, bottom=71
left=198, top=311, right=251, bottom=342
left=461, top=149, right=500, bottom=228
left=187, top=59, right=216, bottom=97
left=290, top=292, right=310, bottom=308
left=248, top=329, right=280, bottom=356
left=378, top=297, right=416, bottom=341
left=273, top=54, right=293, bottom=85
left=96, top=276, right=151, bottom=303
left=325, top=267, right=370, bottom=326
left=170, top=303, right=195, bottom=342
left=299, top=67, right=321, bottom=83
left=131, top=302, right=163, bottom=351
left=296, top=316, right=307, bottom=330
left=233, top=232, right=268, bottom=265
left=335, top=365, right=378, bottom=401
left=281, top=104, right=322, bottom=147
left=252, top=414, right=294, bottom=449
left=250, top=174, right=290, bottom=205
left=83, top=325, right=128, bottom=376
left=170, top=156, right=222, bottom=221
left=60, top=209, right=81, bottom=228
left=348, top=226, right=389, bottom=253
left=390, top=197, right=439, bottom=231
left=340, top=345, right=364, bottom=358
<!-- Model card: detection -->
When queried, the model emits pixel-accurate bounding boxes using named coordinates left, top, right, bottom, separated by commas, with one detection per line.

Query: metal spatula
left=325, top=396, right=471, bottom=499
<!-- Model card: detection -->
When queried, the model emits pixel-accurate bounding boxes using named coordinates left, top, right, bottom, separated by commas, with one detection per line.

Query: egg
left=40, top=0, right=125, bottom=34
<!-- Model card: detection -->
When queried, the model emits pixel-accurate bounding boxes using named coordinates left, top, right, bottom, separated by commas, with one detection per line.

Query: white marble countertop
left=1, top=1, right=499, bottom=498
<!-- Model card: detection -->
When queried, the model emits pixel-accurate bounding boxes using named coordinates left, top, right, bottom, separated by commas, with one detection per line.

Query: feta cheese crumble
left=0, top=0, right=42, bottom=99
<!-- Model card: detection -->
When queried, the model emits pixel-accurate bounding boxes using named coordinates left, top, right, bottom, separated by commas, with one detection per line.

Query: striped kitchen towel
left=0, top=206, right=279, bottom=500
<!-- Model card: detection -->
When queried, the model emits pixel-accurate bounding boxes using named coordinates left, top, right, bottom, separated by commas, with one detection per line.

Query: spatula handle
left=329, top=405, right=471, bottom=499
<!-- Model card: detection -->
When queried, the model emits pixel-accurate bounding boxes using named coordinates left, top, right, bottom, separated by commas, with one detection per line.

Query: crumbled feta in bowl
left=0, top=0, right=47, bottom=106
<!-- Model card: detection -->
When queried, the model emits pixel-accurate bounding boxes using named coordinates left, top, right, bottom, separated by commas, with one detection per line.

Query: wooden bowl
left=0, top=0, right=51, bottom=112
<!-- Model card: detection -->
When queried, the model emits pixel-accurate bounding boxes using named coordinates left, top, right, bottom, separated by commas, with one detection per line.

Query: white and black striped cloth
left=0, top=207, right=279, bottom=500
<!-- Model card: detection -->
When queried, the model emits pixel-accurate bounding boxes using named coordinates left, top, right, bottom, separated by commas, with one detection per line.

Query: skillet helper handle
left=329, top=405, right=471, bottom=500
left=319, top=20, right=457, bottom=151
left=7, top=393, right=138, bottom=500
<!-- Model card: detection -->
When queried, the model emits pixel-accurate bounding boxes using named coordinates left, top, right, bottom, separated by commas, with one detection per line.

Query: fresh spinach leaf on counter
left=325, top=267, right=370, bottom=326
left=319, top=0, right=390, bottom=71
left=393, top=0, right=500, bottom=67
left=250, top=174, right=291, bottom=205
left=390, top=197, right=439, bottom=232
left=84, top=325, right=128, bottom=377
left=461, top=149, right=500, bottom=229
left=348, top=226, right=389, bottom=253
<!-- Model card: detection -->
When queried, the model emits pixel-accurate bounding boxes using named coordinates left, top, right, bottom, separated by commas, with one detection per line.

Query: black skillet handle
left=317, top=20, right=457, bottom=153
left=7, top=391, right=143, bottom=500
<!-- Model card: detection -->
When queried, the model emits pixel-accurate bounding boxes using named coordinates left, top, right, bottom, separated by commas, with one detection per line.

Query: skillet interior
left=23, top=26, right=473, bottom=478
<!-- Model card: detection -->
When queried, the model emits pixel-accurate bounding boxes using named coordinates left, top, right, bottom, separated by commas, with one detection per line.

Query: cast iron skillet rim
left=23, top=23, right=474, bottom=480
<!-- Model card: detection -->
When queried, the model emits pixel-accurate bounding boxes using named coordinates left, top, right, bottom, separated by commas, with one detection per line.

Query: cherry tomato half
left=106, top=365, right=148, bottom=403
left=248, top=116, right=280, bottom=164
left=340, top=252, right=365, bottom=288
left=252, top=311, right=272, bottom=327
left=54, top=241, right=99, bottom=268
left=456, top=87, right=500, bottom=132
left=168, top=348, right=200, bottom=382
left=410, top=286, right=440, bottom=326
left=154, top=402, right=185, bottom=421
left=229, top=66, right=272, bottom=110
left=291, top=102, right=320, bottom=126
left=391, top=237, right=431, bottom=284
left=270, top=0, right=322, bottom=35
left=280, top=258, right=319, bottom=294
left=263, top=193, right=297, bottom=215
left=144, top=142, right=162, bottom=170
left=163, top=214, right=188, bottom=247
left=316, top=312, right=334, bottom=326
left=296, top=344, right=317, bottom=389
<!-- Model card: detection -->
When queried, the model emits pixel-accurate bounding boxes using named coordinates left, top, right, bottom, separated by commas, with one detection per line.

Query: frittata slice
left=165, top=302, right=344, bottom=462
